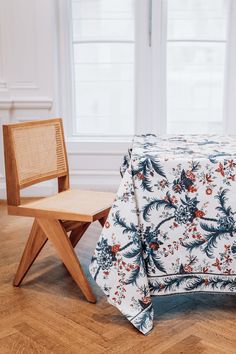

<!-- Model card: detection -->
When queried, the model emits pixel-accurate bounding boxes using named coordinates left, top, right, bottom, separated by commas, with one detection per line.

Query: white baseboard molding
left=0, top=97, right=53, bottom=110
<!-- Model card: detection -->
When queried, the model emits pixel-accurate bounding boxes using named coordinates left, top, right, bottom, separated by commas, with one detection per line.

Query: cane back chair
left=3, top=118, right=115, bottom=303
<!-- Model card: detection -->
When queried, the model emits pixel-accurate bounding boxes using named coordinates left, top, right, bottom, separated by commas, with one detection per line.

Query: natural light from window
left=71, top=0, right=135, bottom=137
left=167, top=0, right=229, bottom=134
left=71, top=0, right=230, bottom=137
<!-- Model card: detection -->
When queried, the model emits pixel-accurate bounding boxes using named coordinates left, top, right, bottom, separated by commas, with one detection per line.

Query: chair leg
left=14, top=219, right=48, bottom=286
left=99, top=213, right=109, bottom=227
left=69, top=222, right=90, bottom=248
left=37, top=218, right=96, bottom=303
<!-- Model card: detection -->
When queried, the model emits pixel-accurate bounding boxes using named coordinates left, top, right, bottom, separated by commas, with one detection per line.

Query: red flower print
left=171, top=196, right=178, bottom=204
left=224, top=269, right=232, bottom=275
left=175, top=184, right=182, bottom=192
left=206, top=188, right=212, bottom=195
left=224, top=255, right=232, bottom=264
left=112, top=244, right=120, bottom=253
left=105, top=221, right=110, bottom=228
left=194, top=210, right=205, bottom=218
left=228, top=160, right=236, bottom=168
left=165, top=194, right=178, bottom=203
left=205, top=174, right=213, bottom=183
left=203, top=267, right=208, bottom=273
left=137, top=172, right=145, bottom=180
left=228, top=174, right=235, bottom=181
left=187, top=185, right=197, bottom=193
left=149, top=242, right=159, bottom=251
left=204, top=278, right=209, bottom=286
left=142, top=296, right=151, bottom=304
left=186, top=170, right=196, bottom=181
left=212, top=258, right=222, bottom=271
left=216, top=163, right=225, bottom=176
left=160, top=179, right=167, bottom=188
left=183, top=264, right=193, bottom=273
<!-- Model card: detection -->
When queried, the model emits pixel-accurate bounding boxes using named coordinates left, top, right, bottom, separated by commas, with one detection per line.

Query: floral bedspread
left=89, top=134, right=236, bottom=334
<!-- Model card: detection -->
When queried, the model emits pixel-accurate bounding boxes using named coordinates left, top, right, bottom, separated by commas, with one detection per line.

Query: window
left=71, top=0, right=135, bottom=137
left=166, top=0, right=230, bottom=134
left=64, top=0, right=232, bottom=139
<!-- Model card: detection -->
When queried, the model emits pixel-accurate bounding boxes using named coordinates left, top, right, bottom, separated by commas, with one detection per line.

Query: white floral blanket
left=89, top=134, right=236, bottom=334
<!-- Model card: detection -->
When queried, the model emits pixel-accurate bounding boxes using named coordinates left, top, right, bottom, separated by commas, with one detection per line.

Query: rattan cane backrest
left=3, top=118, right=69, bottom=206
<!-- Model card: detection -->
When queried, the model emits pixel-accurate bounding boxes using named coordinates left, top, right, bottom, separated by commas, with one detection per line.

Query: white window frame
left=135, top=0, right=167, bottom=135
left=57, top=0, right=235, bottom=142
left=57, top=0, right=75, bottom=138
left=224, top=0, right=236, bottom=134
left=166, top=0, right=232, bottom=135
left=57, top=0, right=167, bottom=142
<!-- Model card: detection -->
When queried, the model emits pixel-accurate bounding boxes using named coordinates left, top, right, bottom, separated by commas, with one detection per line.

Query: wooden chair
left=3, top=118, right=115, bottom=303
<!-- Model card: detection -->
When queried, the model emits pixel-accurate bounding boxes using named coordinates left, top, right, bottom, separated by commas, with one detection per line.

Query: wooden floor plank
left=159, top=334, right=203, bottom=354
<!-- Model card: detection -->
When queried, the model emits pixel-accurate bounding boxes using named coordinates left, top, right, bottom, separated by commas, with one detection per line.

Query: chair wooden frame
left=3, top=118, right=114, bottom=303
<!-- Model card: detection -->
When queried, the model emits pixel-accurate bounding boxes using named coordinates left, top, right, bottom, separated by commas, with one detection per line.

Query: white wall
left=0, top=0, right=125, bottom=199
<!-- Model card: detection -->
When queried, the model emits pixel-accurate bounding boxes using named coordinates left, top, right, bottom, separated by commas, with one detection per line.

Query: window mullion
left=223, top=0, right=236, bottom=134
left=150, top=0, right=167, bottom=134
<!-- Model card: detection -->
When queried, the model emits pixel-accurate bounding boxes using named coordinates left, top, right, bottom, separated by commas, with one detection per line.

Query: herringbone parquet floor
left=1, top=200, right=236, bottom=354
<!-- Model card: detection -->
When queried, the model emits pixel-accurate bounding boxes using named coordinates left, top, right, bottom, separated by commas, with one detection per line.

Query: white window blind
left=166, top=0, right=230, bottom=134
left=71, top=0, right=135, bottom=137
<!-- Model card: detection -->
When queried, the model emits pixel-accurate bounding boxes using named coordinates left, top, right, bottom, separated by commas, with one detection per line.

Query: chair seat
left=8, top=189, right=115, bottom=222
